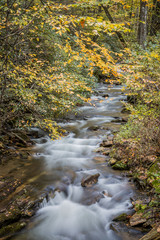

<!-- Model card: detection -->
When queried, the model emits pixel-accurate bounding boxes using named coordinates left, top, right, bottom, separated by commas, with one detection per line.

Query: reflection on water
left=12, top=84, right=143, bottom=240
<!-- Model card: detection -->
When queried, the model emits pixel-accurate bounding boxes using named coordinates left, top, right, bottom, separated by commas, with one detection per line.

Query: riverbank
left=0, top=129, right=50, bottom=239
left=107, top=41, right=160, bottom=239
left=100, top=107, right=160, bottom=239
left=98, top=134, right=160, bottom=239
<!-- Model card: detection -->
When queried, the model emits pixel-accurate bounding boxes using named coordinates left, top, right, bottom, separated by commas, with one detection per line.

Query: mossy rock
left=0, top=208, right=21, bottom=227
left=139, top=226, right=160, bottom=240
left=113, top=213, right=130, bottom=222
left=109, top=158, right=117, bottom=166
left=112, top=161, right=129, bottom=170
left=0, top=221, right=26, bottom=237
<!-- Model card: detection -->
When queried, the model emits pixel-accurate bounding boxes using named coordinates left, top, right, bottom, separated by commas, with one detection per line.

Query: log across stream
left=12, top=83, right=144, bottom=240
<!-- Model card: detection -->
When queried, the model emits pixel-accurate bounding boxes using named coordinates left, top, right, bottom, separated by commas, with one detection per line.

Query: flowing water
left=13, top=84, right=144, bottom=240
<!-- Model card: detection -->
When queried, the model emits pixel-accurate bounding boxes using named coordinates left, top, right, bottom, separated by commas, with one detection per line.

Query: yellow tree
left=0, top=0, right=129, bottom=138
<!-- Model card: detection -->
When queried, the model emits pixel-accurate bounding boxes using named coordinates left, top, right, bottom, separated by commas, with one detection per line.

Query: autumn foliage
left=0, top=0, right=123, bottom=138
left=0, top=0, right=160, bottom=139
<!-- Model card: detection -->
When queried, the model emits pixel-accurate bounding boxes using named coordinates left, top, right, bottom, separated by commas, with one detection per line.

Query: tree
left=138, top=0, right=148, bottom=48
left=150, top=0, right=160, bottom=35
left=0, top=0, right=124, bottom=138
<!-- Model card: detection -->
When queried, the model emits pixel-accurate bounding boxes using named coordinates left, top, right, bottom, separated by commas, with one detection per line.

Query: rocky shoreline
left=99, top=134, right=160, bottom=240
left=0, top=129, right=49, bottom=239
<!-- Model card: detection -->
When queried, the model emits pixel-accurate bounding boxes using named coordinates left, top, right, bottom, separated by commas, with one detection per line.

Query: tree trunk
left=138, top=0, right=148, bottom=49
left=150, top=0, right=160, bottom=35
left=102, top=5, right=127, bottom=48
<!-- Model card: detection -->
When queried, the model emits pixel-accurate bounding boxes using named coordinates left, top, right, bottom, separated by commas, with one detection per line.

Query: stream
left=12, top=83, right=144, bottom=240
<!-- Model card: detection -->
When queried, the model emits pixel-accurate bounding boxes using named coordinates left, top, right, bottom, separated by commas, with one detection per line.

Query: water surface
left=12, top=84, right=143, bottom=240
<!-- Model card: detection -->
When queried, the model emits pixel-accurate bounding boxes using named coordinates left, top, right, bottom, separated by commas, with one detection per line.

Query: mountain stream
left=13, top=84, right=144, bottom=240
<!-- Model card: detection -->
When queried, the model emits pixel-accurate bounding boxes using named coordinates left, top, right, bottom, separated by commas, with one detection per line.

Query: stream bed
left=12, top=83, right=144, bottom=240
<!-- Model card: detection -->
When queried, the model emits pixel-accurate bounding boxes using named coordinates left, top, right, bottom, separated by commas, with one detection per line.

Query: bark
left=150, top=0, right=160, bottom=35
left=102, top=5, right=127, bottom=48
left=138, top=0, right=148, bottom=49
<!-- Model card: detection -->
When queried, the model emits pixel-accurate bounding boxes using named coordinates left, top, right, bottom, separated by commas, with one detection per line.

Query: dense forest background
left=0, top=0, right=159, bottom=137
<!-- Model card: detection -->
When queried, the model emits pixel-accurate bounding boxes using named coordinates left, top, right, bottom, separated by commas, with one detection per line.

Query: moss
left=0, top=208, right=21, bottom=226
left=0, top=221, right=26, bottom=237
left=112, top=161, right=129, bottom=170
left=149, top=160, right=160, bottom=173
left=113, top=213, right=130, bottom=222
left=147, top=159, right=160, bottom=194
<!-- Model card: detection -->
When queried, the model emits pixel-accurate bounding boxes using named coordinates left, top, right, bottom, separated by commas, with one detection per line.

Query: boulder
left=102, top=94, right=109, bottom=98
left=103, top=149, right=111, bottom=155
left=81, top=173, right=100, bottom=187
left=88, top=125, right=100, bottom=131
left=122, top=117, right=128, bottom=122
left=93, top=156, right=106, bottom=162
left=113, top=213, right=130, bottom=222
left=109, top=158, right=117, bottom=166
left=129, top=212, right=147, bottom=227
left=94, top=147, right=106, bottom=153
left=111, top=118, right=122, bottom=123
left=100, top=140, right=113, bottom=147
left=139, top=226, right=160, bottom=240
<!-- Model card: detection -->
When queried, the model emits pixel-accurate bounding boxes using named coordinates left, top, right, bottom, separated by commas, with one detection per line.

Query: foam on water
left=30, top=179, right=132, bottom=240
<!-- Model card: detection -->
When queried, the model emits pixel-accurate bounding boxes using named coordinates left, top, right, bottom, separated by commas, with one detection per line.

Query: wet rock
left=81, top=173, right=100, bottom=187
left=28, top=128, right=46, bottom=138
left=0, top=221, right=27, bottom=238
left=112, top=161, right=129, bottom=170
left=139, top=226, right=160, bottom=240
left=0, top=182, right=48, bottom=239
left=121, top=107, right=131, bottom=114
left=111, top=118, right=122, bottom=123
left=110, top=222, right=145, bottom=239
left=109, top=158, right=117, bottom=166
left=102, top=191, right=110, bottom=197
left=130, top=212, right=147, bottom=227
left=122, top=117, right=128, bottom=122
left=102, top=94, right=109, bottom=98
left=0, top=207, right=21, bottom=228
left=102, top=148, right=111, bottom=155
left=82, top=191, right=104, bottom=205
left=113, top=213, right=130, bottom=222
left=88, top=125, right=100, bottom=131
left=111, top=117, right=128, bottom=123
left=100, top=140, right=113, bottom=147
left=93, top=156, right=106, bottom=162
left=94, top=147, right=106, bottom=153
